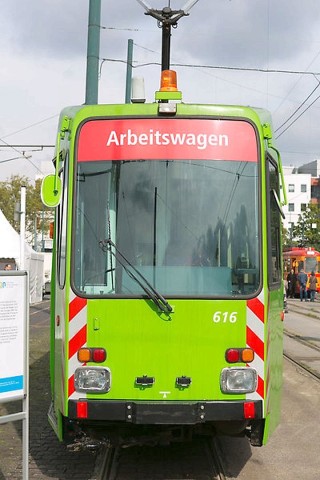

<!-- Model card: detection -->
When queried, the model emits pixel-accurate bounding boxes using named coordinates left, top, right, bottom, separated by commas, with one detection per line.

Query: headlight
left=74, top=367, right=111, bottom=393
left=220, top=367, right=257, bottom=394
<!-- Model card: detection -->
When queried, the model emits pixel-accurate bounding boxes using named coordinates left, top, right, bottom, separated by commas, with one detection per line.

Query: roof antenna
left=136, top=0, right=200, bottom=71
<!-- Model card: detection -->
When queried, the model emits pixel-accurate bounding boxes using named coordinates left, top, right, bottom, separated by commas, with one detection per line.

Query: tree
left=0, top=175, right=51, bottom=246
left=282, top=224, right=296, bottom=250
left=291, top=203, right=320, bottom=250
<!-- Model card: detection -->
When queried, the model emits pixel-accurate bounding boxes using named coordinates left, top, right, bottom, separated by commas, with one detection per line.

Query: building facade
left=282, top=166, right=311, bottom=235
left=298, top=160, right=320, bottom=206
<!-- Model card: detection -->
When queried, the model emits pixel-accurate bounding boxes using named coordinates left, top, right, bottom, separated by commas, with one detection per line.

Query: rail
left=283, top=300, right=320, bottom=382
left=95, top=437, right=226, bottom=479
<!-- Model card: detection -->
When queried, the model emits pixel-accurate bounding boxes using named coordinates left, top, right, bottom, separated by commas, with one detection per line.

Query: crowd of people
left=286, top=268, right=318, bottom=302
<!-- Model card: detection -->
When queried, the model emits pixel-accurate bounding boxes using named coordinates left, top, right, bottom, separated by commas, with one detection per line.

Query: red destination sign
left=77, top=118, right=258, bottom=162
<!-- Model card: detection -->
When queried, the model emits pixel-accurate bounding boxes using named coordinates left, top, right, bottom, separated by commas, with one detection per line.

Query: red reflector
left=77, top=401, right=88, bottom=419
left=244, top=402, right=255, bottom=419
left=226, top=349, right=240, bottom=363
left=92, top=348, right=106, bottom=363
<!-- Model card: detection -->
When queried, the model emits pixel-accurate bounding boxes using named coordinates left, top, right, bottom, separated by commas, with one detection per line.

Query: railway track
left=95, top=436, right=227, bottom=480
left=284, top=328, right=320, bottom=353
left=284, top=351, right=320, bottom=382
left=283, top=328, right=320, bottom=381
left=283, top=300, right=320, bottom=381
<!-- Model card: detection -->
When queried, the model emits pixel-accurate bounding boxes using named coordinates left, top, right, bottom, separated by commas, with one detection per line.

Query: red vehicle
left=283, top=247, right=320, bottom=294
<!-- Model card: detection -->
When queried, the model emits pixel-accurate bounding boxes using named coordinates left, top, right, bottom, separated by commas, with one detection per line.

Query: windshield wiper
left=271, top=189, right=286, bottom=219
left=99, top=239, right=173, bottom=314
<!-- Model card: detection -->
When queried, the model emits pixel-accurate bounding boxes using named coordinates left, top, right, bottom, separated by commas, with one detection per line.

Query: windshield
left=72, top=118, right=260, bottom=298
left=305, top=257, right=318, bottom=273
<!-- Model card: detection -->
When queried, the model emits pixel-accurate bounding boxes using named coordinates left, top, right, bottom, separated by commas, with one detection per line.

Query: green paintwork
left=86, top=298, right=248, bottom=401
left=262, top=288, right=284, bottom=444
left=155, top=90, right=182, bottom=101
left=48, top=99, right=284, bottom=445
left=41, top=174, right=62, bottom=207
left=57, top=101, right=273, bottom=129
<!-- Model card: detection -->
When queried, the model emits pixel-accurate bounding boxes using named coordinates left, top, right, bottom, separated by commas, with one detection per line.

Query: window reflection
left=73, top=158, right=260, bottom=297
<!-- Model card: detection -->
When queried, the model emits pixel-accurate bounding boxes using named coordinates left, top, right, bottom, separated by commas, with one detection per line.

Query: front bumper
left=68, top=399, right=263, bottom=424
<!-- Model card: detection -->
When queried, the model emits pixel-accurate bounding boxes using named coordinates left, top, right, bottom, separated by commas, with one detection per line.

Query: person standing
left=308, top=271, right=317, bottom=302
left=297, top=268, right=308, bottom=301
left=287, top=269, right=297, bottom=298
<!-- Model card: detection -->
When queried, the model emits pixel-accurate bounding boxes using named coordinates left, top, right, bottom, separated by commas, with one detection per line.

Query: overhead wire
left=0, top=114, right=57, bottom=175
left=275, top=76, right=320, bottom=138
left=0, top=136, right=42, bottom=174
left=272, top=48, right=320, bottom=116
left=99, top=56, right=320, bottom=77
left=99, top=14, right=320, bottom=141
left=101, top=52, right=320, bottom=139
left=0, top=114, right=58, bottom=140
left=3, top=30, right=320, bottom=168
left=275, top=91, right=320, bottom=139
left=0, top=156, right=27, bottom=164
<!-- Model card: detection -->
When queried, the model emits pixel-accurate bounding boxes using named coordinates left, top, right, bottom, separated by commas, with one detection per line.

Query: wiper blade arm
left=99, top=239, right=173, bottom=313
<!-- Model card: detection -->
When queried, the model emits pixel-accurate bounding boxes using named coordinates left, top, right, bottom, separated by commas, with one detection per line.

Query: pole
left=161, top=23, right=171, bottom=71
left=85, top=0, right=101, bottom=104
left=23, top=275, right=29, bottom=480
left=125, top=39, right=134, bottom=103
left=20, top=186, right=26, bottom=270
left=153, top=187, right=157, bottom=287
left=41, top=210, right=44, bottom=251
left=34, top=217, right=37, bottom=252
left=137, top=1, right=199, bottom=73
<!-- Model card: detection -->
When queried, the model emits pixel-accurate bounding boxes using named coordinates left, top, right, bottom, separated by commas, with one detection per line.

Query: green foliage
left=0, top=175, right=50, bottom=241
left=282, top=225, right=294, bottom=250
left=290, top=203, right=320, bottom=250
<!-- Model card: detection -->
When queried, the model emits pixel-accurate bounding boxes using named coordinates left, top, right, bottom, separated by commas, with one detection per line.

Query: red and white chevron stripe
left=246, top=290, right=265, bottom=402
left=68, top=292, right=88, bottom=399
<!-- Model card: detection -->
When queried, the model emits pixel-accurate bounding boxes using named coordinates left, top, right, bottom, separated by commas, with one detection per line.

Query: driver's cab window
left=267, top=155, right=282, bottom=285
left=57, top=153, right=69, bottom=288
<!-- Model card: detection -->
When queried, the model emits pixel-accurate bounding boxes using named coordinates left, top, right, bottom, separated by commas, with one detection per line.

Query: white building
left=282, top=166, right=311, bottom=233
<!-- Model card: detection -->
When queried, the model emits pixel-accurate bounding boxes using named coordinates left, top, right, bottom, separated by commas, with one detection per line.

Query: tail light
left=77, top=348, right=106, bottom=363
left=225, top=348, right=254, bottom=363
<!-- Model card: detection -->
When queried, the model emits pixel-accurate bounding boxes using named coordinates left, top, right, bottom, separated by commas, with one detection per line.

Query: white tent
left=0, top=209, right=44, bottom=304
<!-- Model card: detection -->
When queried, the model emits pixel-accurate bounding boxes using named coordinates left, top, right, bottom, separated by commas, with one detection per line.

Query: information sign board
left=0, top=272, right=27, bottom=402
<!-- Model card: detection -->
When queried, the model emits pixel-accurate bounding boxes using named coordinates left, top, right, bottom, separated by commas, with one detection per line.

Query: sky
left=1, top=0, right=320, bottom=182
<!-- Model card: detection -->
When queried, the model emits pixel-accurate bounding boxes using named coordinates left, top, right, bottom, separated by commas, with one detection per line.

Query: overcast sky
left=1, top=0, right=320, bottom=181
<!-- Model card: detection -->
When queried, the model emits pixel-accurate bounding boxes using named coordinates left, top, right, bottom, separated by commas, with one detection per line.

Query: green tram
left=42, top=71, right=285, bottom=447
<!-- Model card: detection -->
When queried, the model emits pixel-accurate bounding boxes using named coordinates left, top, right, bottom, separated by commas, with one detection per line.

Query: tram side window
left=57, top=154, right=69, bottom=289
left=267, top=156, right=281, bottom=285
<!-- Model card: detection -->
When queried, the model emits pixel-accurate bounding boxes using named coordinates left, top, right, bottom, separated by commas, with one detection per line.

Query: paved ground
left=0, top=300, right=98, bottom=479
left=220, top=359, right=320, bottom=480
left=287, top=296, right=320, bottom=319
left=1, top=296, right=319, bottom=479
